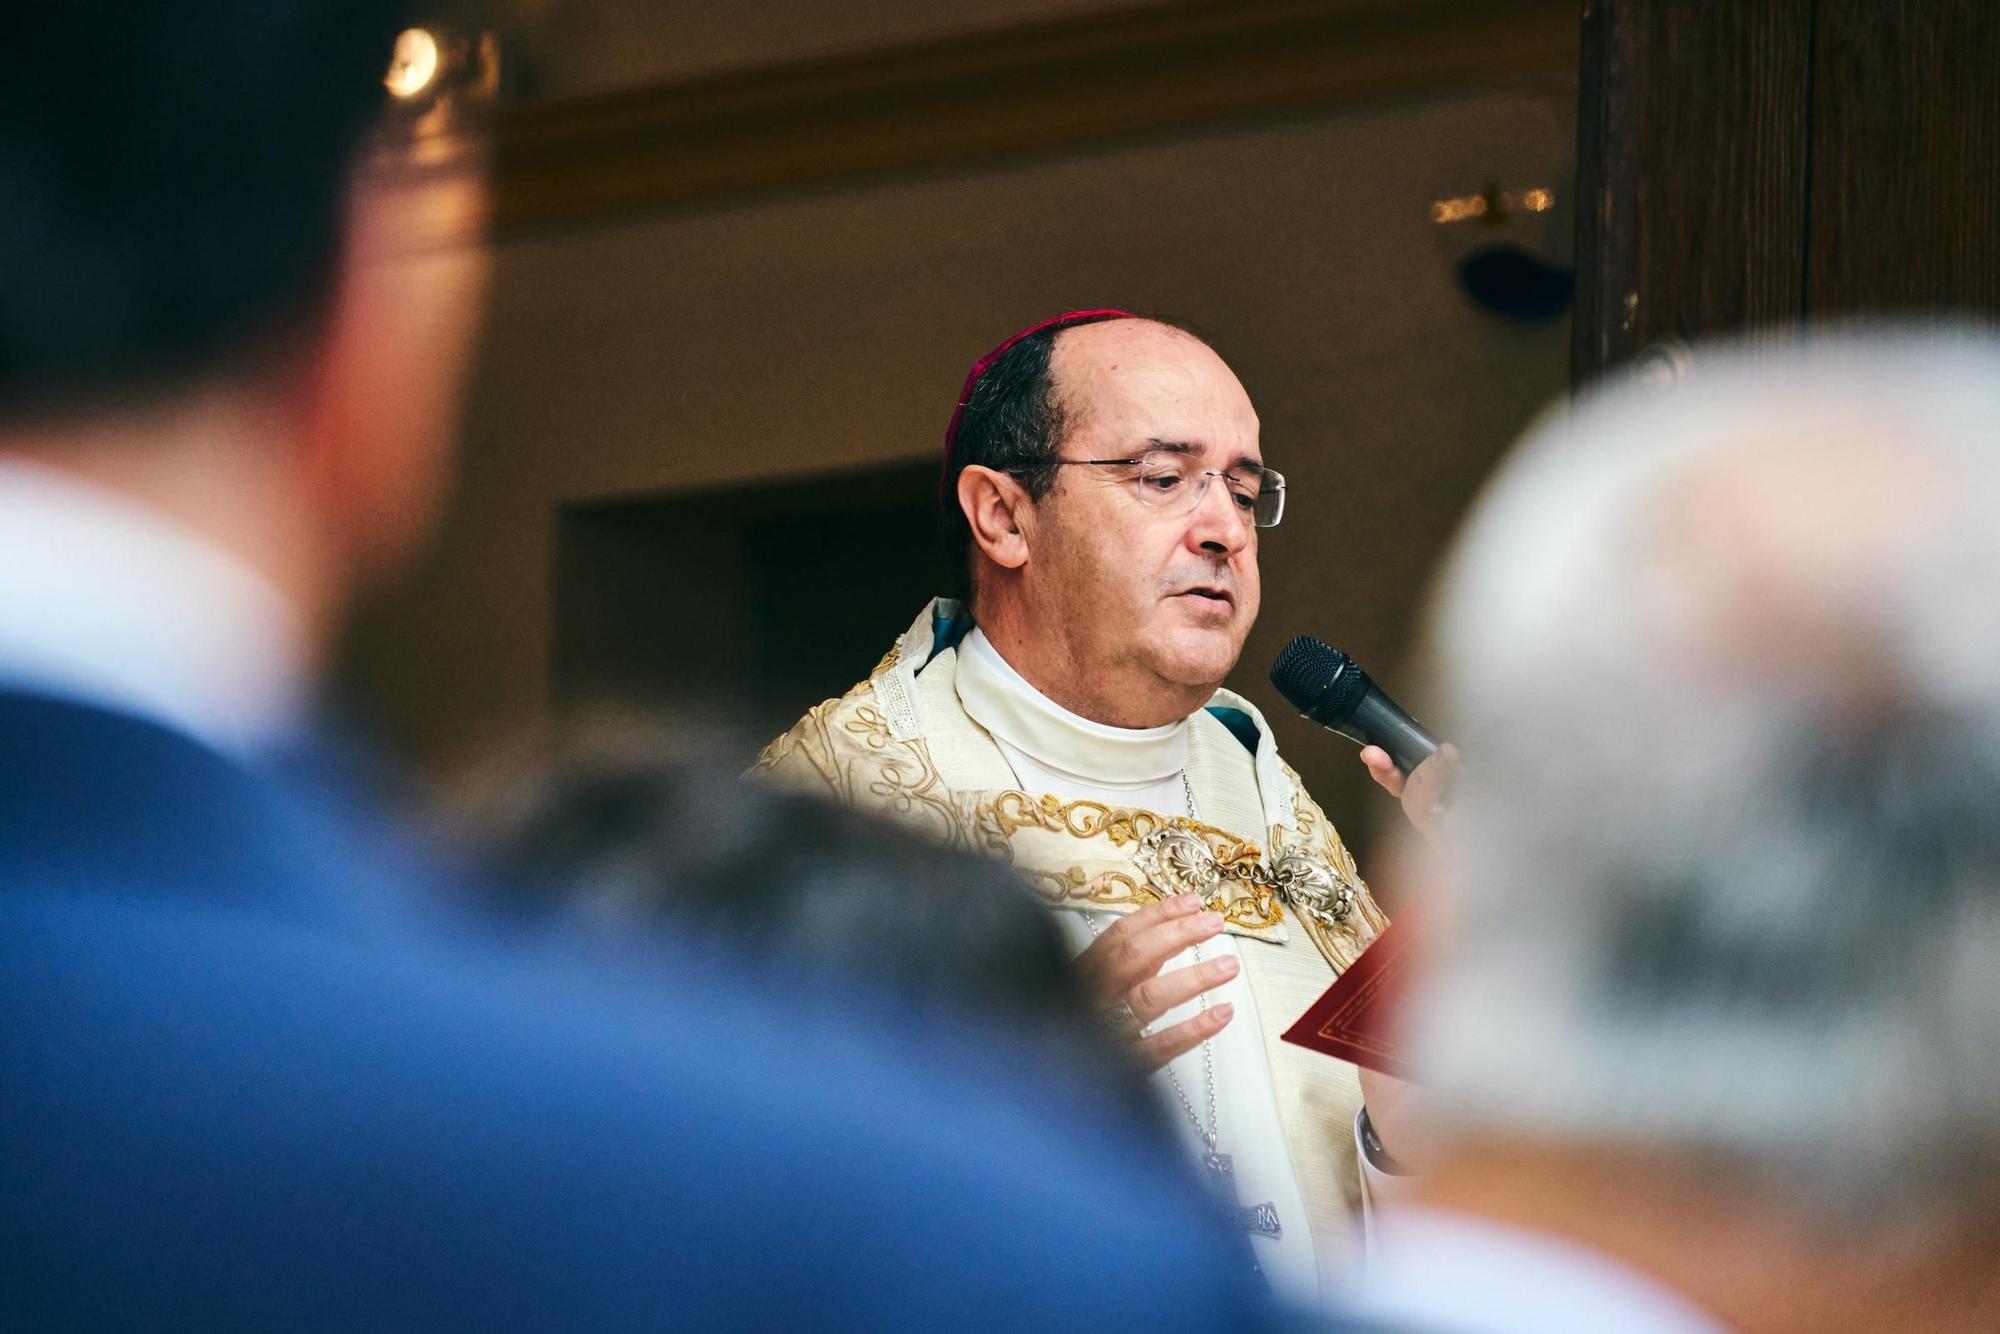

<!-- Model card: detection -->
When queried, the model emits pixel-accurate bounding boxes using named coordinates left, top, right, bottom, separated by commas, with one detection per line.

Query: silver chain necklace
left=1160, top=773, right=1219, bottom=1154
left=1083, top=771, right=1281, bottom=1241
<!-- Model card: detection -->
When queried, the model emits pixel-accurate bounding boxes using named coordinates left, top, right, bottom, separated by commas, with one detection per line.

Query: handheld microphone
left=1269, top=636, right=1440, bottom=776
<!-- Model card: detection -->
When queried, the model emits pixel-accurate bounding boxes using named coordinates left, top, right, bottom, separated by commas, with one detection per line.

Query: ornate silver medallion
left=1133, top=823, right=1223, bottom=901
left=1270, top=849, right=1358, bottom=926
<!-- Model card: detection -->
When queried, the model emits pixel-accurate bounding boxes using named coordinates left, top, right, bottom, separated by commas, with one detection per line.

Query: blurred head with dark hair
left=4, top=1, right=412, bottom=412
left=468, top=720, right=1169, bottom=1136
left=1, top=0, right=484, bottom=638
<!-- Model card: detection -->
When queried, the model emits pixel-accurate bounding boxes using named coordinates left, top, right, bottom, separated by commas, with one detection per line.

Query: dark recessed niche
left=553, top=459, right=954, bottom=741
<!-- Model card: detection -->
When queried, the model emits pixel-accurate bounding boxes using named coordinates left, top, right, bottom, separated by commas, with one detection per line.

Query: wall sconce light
left=383, top=26, right=503, bottom=129
left=386, top=28, right=444, bottom=102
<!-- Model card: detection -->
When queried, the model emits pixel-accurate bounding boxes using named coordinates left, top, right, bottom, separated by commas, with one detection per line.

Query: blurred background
left=341, top=0, right=1579, bottom=860
left=339, top=0, right=2000, bottom=866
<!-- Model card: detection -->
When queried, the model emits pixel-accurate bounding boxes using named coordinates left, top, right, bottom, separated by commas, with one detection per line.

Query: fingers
left=1080, top=897, right=1225, bottom=1001
left=1079, top=892, right=1202, bottom=1001
left=1099, top=892, right=1204, bottom=943
left=1128, top=953, right=1240, bottom=1027
left=1079, top=898, right=1239, bottom=1072
left=1393, top=743, right=1461, bottom=851
left=1401, top=744, right=1458, bottom=815
left=1359, top=745, right=1406, bottom=796
left=1107, top=910, right=1228, bottom=996
left=1136, top=1003, right=1235, bottom=1071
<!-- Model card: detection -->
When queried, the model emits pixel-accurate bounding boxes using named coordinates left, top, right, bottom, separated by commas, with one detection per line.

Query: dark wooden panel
left=1572, top=0, right=1814, bottom=379
left=1807, top=0, right=2000, bottom=317
left=493, top=0, right=1578, bottom=236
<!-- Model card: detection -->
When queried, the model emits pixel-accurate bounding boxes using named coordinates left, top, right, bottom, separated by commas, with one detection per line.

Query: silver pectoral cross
left=1201, top=1150, right=1282, bottom=1238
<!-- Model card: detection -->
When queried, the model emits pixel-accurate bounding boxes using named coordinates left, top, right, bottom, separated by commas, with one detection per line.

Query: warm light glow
left=1431, top=186, right=1557, bottom=224
left=386, top=28, right=442, bottom=100
left=1430, top=194, right=1490, bottom=224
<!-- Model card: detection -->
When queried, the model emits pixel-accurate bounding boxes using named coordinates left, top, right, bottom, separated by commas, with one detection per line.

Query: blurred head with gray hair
left=1394, top=330, right=2000, bottom=1321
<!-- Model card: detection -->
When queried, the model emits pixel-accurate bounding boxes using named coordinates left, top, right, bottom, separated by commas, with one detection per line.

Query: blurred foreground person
left=467, top=721, right=1170, bottom=1138
left=1355, top=335, right=2000, bottom=1334
left=0, top=4, right=1271, bottom=1327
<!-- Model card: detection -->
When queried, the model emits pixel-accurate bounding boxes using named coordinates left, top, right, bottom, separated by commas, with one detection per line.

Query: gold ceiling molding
left=488, top=0, right=1578, bottom=237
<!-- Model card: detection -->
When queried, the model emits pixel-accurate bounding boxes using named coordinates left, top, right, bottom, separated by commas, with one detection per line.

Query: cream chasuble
left=754, top=599, right=1389, bottom=1302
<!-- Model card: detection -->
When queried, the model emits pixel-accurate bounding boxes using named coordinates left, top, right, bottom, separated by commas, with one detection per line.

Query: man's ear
left=958, top=464, right=1035, bottom=571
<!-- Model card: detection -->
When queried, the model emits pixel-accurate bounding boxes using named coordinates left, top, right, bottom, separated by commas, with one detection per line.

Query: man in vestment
left=759, top=310, right=1410, bottom=1300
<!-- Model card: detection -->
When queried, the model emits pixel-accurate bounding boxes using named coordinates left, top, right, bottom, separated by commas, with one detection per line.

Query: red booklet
left=1281, top=920, right=1416, bottom=1080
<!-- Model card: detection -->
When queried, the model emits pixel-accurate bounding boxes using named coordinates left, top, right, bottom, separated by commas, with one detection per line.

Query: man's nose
left=1186, top=475, right=1250, bottom=556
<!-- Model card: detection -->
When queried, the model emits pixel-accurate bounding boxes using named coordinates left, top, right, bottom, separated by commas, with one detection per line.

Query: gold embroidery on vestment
left=968, top=792, right=1288, bottom=929
left=753, top=652, right=1393, bottom=974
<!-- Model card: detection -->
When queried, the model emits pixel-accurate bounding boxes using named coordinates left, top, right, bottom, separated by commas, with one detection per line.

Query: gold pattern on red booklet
left=1280, top=919, right=1416, bottom=1080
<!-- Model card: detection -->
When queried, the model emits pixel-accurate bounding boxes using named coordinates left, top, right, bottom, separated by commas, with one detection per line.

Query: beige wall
left=344, top=83, right=1573, bottom=860
left=447, top=0, right=1195, bottom=98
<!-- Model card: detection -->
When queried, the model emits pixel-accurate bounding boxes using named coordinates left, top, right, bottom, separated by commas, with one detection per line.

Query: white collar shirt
left=0, top=458, right=308, bottom=757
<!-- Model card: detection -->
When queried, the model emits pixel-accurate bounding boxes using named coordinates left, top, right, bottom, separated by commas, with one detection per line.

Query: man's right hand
left=1078, top=893, right=1237, bottom=1071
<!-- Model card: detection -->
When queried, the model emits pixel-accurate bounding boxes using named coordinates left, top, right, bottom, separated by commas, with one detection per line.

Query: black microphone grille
left=1269, top=635, right=1351, bottom=711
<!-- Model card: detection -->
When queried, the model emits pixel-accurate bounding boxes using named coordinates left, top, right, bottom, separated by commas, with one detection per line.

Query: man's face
left=1022, top=321, right=1264, bottom=699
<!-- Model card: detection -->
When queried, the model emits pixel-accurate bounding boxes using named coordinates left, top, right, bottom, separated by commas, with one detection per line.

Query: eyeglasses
left=1027, top=449, right=1287, bottom=528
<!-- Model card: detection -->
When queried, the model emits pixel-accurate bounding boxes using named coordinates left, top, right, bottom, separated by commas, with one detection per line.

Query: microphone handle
left=1344, top=691, right=1440, bottom=776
